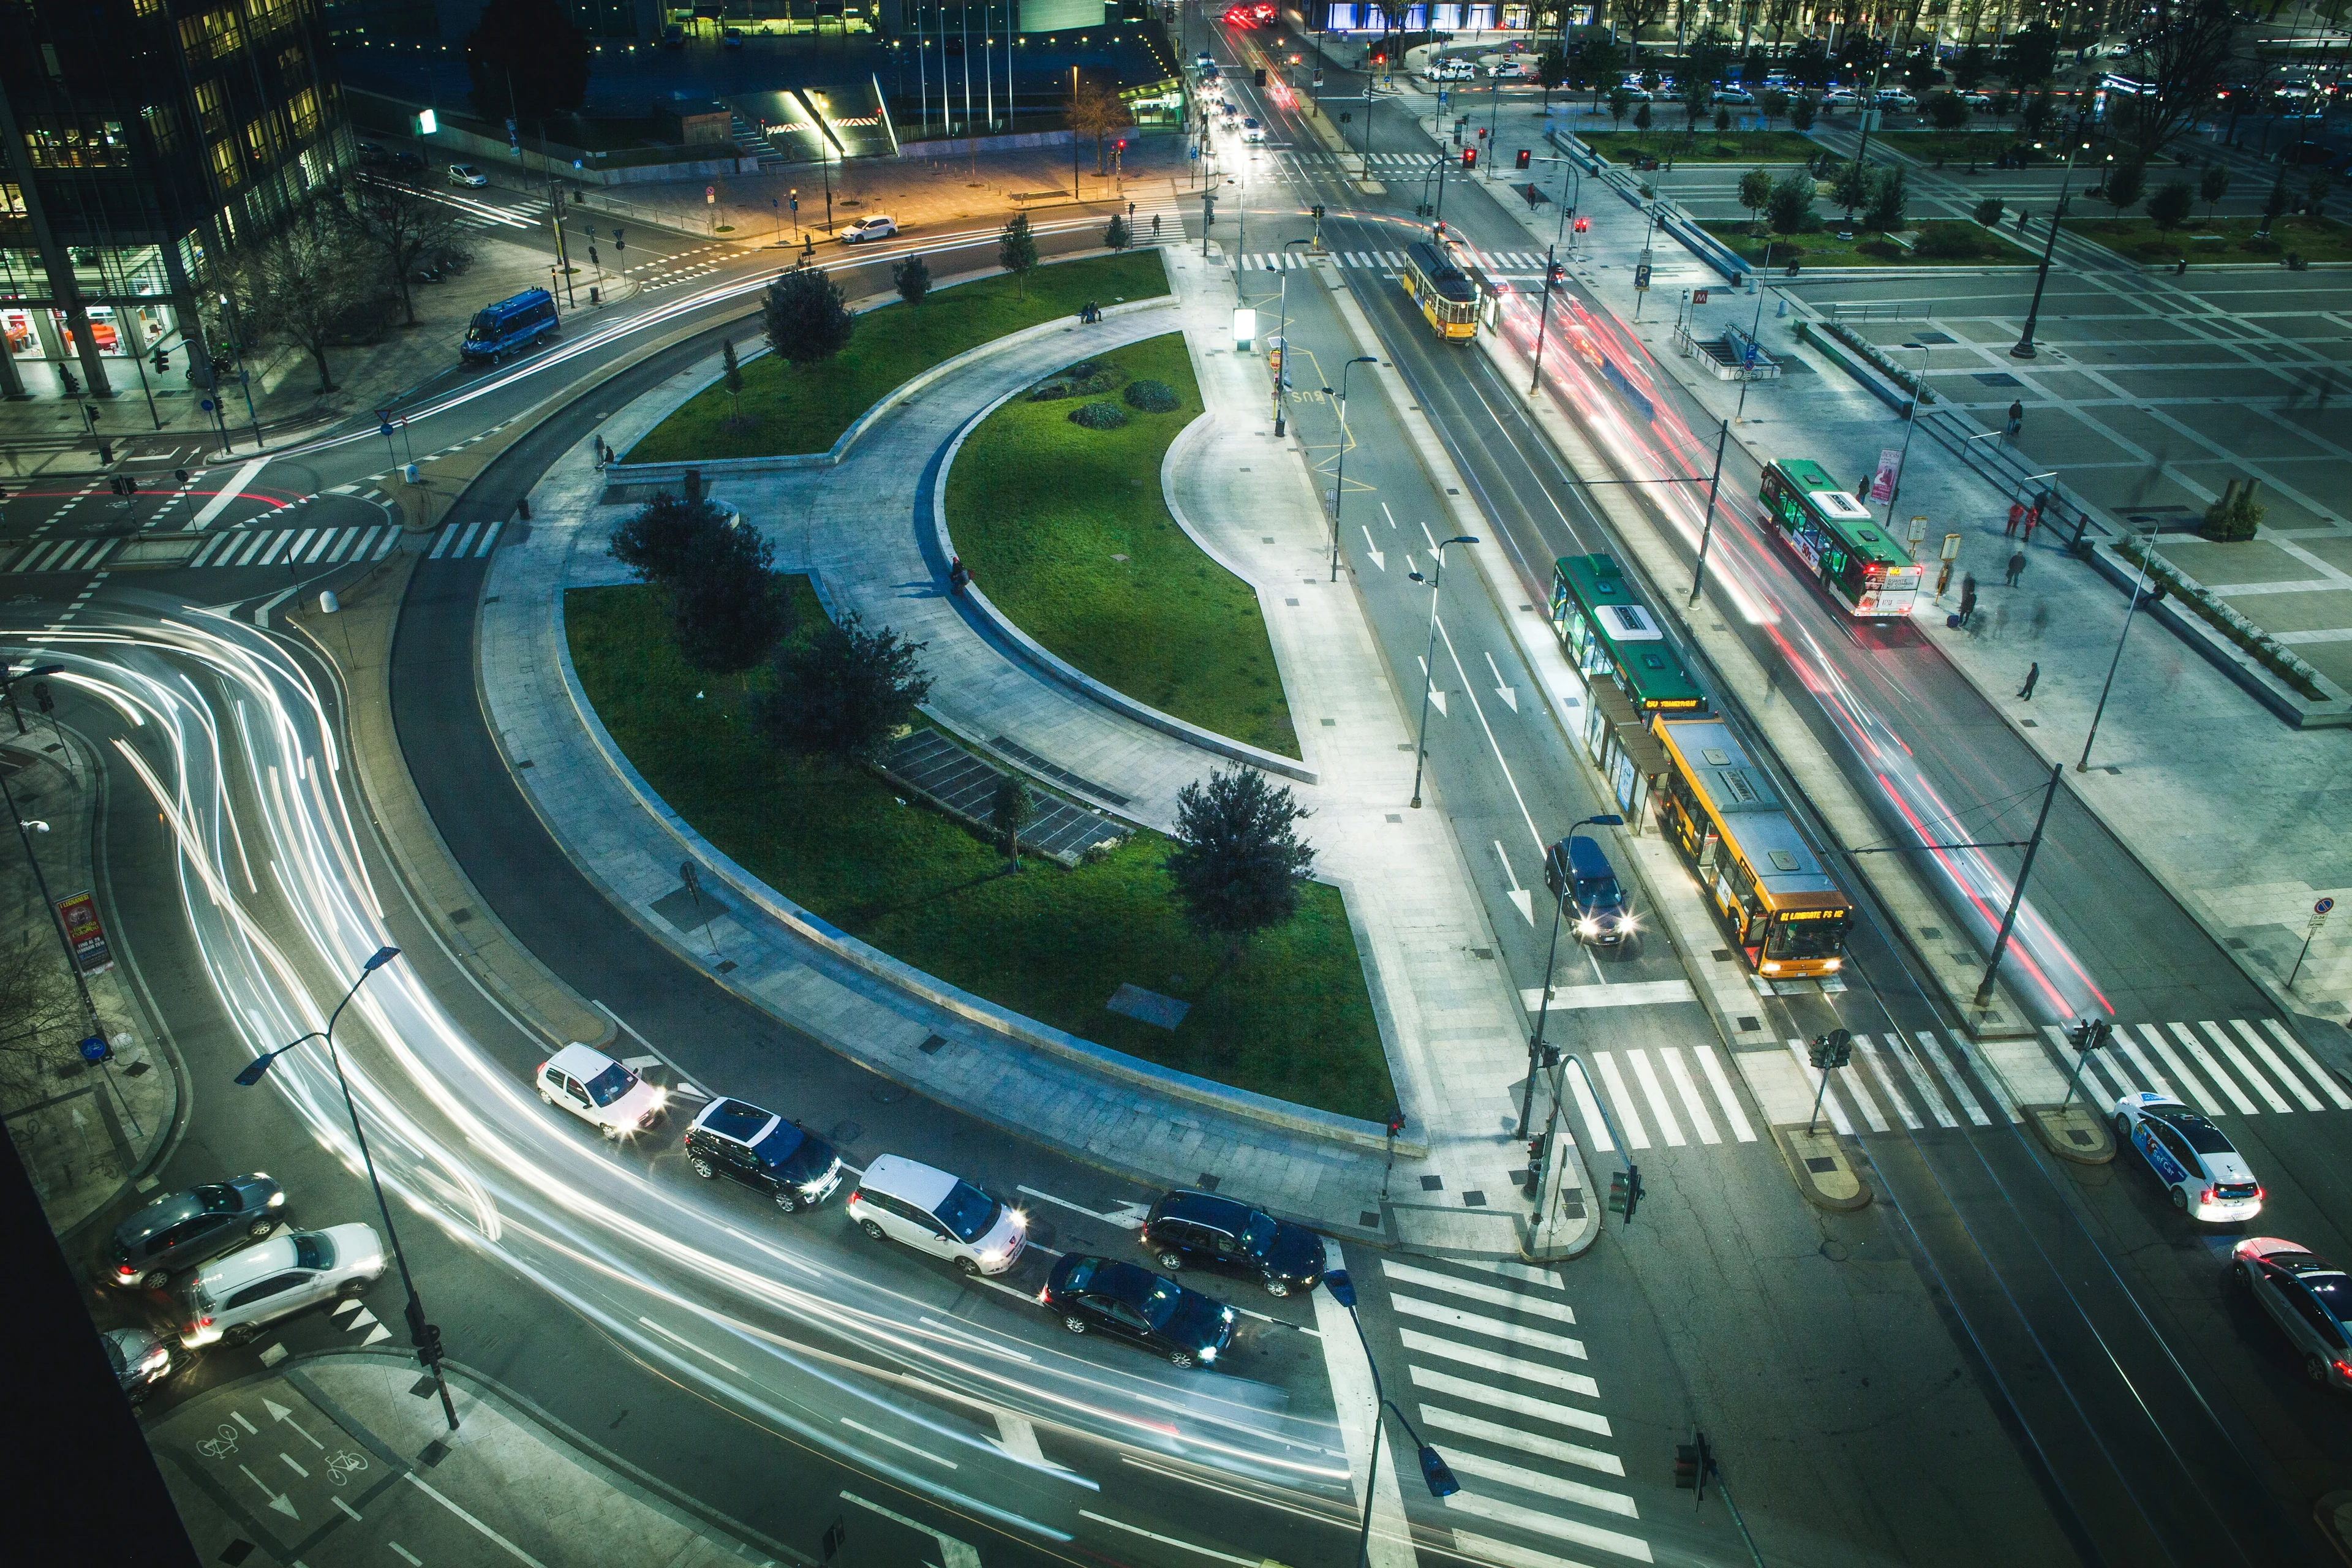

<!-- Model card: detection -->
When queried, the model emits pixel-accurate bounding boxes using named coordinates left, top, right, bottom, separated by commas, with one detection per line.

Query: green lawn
left=945, top=333, right=1300, bottom=760
left=2060, top=213, right=2352, bottom=265
left=625, top=251, right=1172, bottom=462
left=1703, top=218, right=2035, bottom=267
left=565, top=581, right=1390, bottom=1119
left=1580, top=129, right=1823, bottom=164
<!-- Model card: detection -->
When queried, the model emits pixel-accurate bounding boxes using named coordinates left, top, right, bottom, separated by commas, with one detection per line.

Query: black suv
left=1043, top=1255, right=1235, bottom=1369
left=1139, top=1189, right=1324, bottom=1297
left=684, top=1098, right=844, bottom=1213
left=108, top=1173, right=285, bottom=1291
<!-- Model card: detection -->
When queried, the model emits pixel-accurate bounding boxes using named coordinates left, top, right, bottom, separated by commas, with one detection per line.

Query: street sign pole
left=2290, top=897, right=2334, bottom=990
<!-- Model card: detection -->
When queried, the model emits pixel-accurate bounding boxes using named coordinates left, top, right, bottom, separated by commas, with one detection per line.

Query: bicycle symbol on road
left=195, top=1424, right=241, bottom=1461
left=325, top=1449, right=370, bottom=1488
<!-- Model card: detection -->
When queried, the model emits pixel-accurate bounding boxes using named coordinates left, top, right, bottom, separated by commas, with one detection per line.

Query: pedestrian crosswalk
left=1374, top=1256, right=1654, bottom=1568
left=0, top=517, right=503, bottom=575
left=1237, top=246, right=1553, bottom=275
left=424, top=518, right=505, bottom=560
left=182, top=523, right=406, bottom=570
left=1565, top=1018, right=2345, bottom=1155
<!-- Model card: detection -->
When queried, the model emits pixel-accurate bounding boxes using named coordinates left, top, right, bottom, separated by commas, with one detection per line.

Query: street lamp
left=1273, top=237, right=1313, bottom=437
left=234, top=946, right=459, bottom=1433
left=2011, top=115, right=2094, bottom=360
left=1323, top=1269, right=1460, bottom=1568
left=1327, top=355, right=1376, bottom=582
left=1408, top=535, right=1479, bottom=809
left=1516, top=817, right=1624, bottom=1140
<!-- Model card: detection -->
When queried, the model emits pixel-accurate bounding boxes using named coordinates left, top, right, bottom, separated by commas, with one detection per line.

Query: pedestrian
left=948, top=556, right=970, bottom=596
left=2017, top=662, right=2040, bottom=701
left=1128, top=200, right=1137, bottom=218
left=2005, top=549, right=2027, bottom=587
left=1958, top=573, right=1978, bottom=625
left=1992, top=602, right=2011, bottom=641
left=1152, top=213, right=1162, bottom=237
left=2005, top=399, right=2024, bottom=440
left=2018, top=204, right=2030, bottom=232
left=2005, top=500, right=2025, bottom=538
left=2031, top=599, right=2049, bottom=640
left=2021, top=506, right=2040, bottom=546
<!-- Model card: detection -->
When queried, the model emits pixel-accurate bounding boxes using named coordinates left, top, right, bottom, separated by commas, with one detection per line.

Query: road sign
left=200, top=398, right=215, bottom=412
left=80, top=1035, right=111, bottom=1063
left=2319, top=897, right=2336, bottom=915
left=1632, top=261, right=1652, bottom=291
left=56, top=890, right=113, bottom=976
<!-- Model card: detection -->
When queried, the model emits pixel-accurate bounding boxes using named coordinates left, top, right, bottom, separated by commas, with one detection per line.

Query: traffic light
left=1310, top=204, right=1325, bottom=219
left=1674, top=1432, right=1712, bottom=1498
left=415, top=1321, right=444, bottom=1368
left=1524, top=1133, right=1547, bottom=1195
left=2070, top=1019, right=2113, bottom=1052
left=1606, top=1163, right=1642, bottom=1222
left=1515, top=147, right=1531, bottom=169
left=1254, top=67, right=1266, bottom=85
left=1808, top=1028, right=1854, bottom=1071
left=1573, top=212, right=1591, bottom=233
left=1461, top=147, right=1478, bottom=169
left=152, top=346, right=169, bottom=373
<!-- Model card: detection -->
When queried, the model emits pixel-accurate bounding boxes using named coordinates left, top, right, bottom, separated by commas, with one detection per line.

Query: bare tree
left=344, top=180, right=472, bottom=328
left=0, top=932, right=83, bottom=1108
left=2112, top=0, right=2241, bottom=164
left=227, top=213, right=388, bottom=393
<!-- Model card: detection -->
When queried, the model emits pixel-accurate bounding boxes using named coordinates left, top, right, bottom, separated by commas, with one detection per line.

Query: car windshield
left=1062, top=1257, right=1099, bottom=1291
left=292, top=1232, right=331, bottom=1271
left=1241, top=1210, right=1278, bottom=1256
left=933, top=1181, right=1001, bottom=1243
left=582, top=1063, right=638, bottom=1107
left=753, top=1121, right=805, bottom=1168
left=2151, top=1107, right=2234, bottom=1154
left=2309, top=1274, right=2352, bottom=1322
left=1574, top=875, right=1623, bottom=911
left=1140, top=1277, right=1183, bottom=1330
left=194, top=1184, right=238, bottom=1213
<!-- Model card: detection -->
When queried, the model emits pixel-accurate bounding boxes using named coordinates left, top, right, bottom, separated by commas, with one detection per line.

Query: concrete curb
left=2026, top=1101, right=2116, bottom=1165
left=927, top=311, right=1321, bottom=786
left=1773, top=1124, right=1874, bottom=1211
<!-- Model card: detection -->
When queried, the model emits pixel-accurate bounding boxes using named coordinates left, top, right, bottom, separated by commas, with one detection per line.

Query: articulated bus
left=1549, top=553, right=1708, bottom=717
left=1653, top=718, right=1852, bottom=979
left=1402, top=239, right=1481, bottom=341
left=1758, top=458, right=1924, bottom=620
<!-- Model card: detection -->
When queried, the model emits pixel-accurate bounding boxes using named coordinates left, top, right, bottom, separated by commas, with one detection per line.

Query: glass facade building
left=0, top=0, right=354, bottom=401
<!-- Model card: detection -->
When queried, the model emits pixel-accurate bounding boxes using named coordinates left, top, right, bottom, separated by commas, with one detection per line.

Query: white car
left=448, top=164, right=488, bottom=187
left=2113, top=1091, right=2264, bottom=1222
left=1960, top=89, right=1996, bottom=110
left=839, top=214, right=899, bottom=243
left=1242, top=124, right=1265, bottom=143
left=1714, top=85, right=1756, bottom=105
left=179, top=1224, right=385, bottom=1348
left=2230, top=1237, right=2352, bottom=1390
left=537, top=1041, right=668, bottom=1140
left=846, top=1154, right=1027, bottom=1276
left=1875, top=90, right=1918, bottom=111
left=1821, top=89, right=1864, bottom=109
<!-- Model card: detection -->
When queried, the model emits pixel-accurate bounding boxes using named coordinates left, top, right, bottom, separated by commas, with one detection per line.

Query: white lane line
left=2205, top=1020, right=2290, bottom=1112
left=842, top=1416, right=959, bottom=1467
left=1855, top=1036, right=1919, bottom=1129
left=405, top=1471, right=551, bottom=1566
left=2234, top=1019, right=2323, bottom=1110
left=333, top=1495, right=363, bottom=1521
left=1442, top=1489, right=1654, bottom=1564
left=1409, top=1365, right=1612, bottom=1438
left=1592, top=1052, right=1650, bottom=1148
left=1916, top=1033, right=1991, bottom=1126
left=1419, top=1404, right=1623, bottom=1477
left=1784, top=1039, right=1855, bottom=1135
left=188, top=456, right=270, bottom=530
left=1400, top=1329, right=1599, bottom=1398
left=1624, top=1049, right=1686, bottom=1146
left=1442, top=1447, right=1638, bottom=1518
left=1692, top=1046, right=1757, bottom=1141
left=1379, top=1259, right=1577, bottom=1321
left=1390, top=1293, right=1587, bottom=1360
left=1080, top=1509, right=1261, bottom=1565
left=1657, top=1047, right=1721, bottom=1144
left=636, top=1315, right=741, bottom=1373
left=2264, top=1018, right=2352, bottom=1108
left=1012, top=1185, right=1148, bottom=1229
left=2139, top=1024, right=2220, bottom=1114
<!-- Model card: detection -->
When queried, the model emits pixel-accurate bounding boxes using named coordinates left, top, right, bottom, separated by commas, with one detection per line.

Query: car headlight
left=1822, top=958, right=1842, bottom=972
left=647, top=1088, right=668, bottom=1109
left=1619, top=914, right=1638, bottom=933
left=267, top=1191, right=286, bottom=1207
left=1007, top=1208, right=1028, bottom=1231
left=1197, top=1344, right=1218, bottom=1362
left=1576, top=919, right=1598, bottom=937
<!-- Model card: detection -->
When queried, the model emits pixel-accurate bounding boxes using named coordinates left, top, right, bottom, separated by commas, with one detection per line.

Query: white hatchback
left=840, top=215, right=899, bottom=243
left=180, top=1224, right=385, bottom=1348
left=2113, top=1091, right=2264, bottom=1222
left=537, top=1041, right=668, bottom=1140
left=846, top=1154, right=1027, bottom=1276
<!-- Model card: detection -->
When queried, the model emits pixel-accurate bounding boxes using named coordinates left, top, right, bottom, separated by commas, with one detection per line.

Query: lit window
left=211, top=136, right=242, bottom=189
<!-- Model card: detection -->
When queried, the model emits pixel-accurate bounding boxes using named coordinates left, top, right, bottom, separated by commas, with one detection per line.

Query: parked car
left=2113, top=1091, right=2264, bottom=1221
left=1960, top=89, right=1996, bottom=109
left=103, top=1325, right=174, bottom=1404
left=179, top=1224, right=386, bottom=1348
left=356, top=141, right=389, bottom=165
left=1714, top=85, right=1756, bottom=105
left=684, top=1097, right=843, bottom=1212
left=662, top=21, right=685, bottom=47
left=108, top=1174, right=286, bottom=1291
left=1874, top=89, right=1918, bottom=111
left=1140, top=1188, right=1323, bottom=1297
left=536, top=1041, right=668, bottom=1140
left=846, top=1155, right=1026, bottom=1276
left=448, top=164, right=488, bottom=187
left=839, top=215, right=899, bottom=243
left=723, top=26, right=744, bottom=47
left=1822, top=89, right=1864, bottom=109
left=1041, top=1254, right=1237, bottom=1368
left=2230, top=1237, right=2352, bottom=1390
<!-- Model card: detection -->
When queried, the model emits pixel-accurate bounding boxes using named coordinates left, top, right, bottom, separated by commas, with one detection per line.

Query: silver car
left=2231, top=1237, right=2352, bottom=1390
left=181, top=1224, right=385, bottom=1348
left=103, top=1325, right=173, bottom=1404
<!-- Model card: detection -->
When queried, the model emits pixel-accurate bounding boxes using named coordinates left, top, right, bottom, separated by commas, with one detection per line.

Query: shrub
left=1123, top=378, right=1180, bottom=412
left=1068, top=401, right=1129, bottom=429
left=1914, top=225, right=1981, bottom=258
left=1973, top=197, right=2004, bottom=227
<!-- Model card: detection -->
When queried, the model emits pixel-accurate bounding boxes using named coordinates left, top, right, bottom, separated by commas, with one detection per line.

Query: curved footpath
left=474, top=245, right=1599, bottom=1258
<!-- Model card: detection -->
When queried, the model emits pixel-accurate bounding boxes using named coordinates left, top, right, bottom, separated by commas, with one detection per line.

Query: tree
left=1788, top=94, right=1817, bottom=133
left=2147, top=179, right=2196, bottom=232
left=1634, top=100, right=1653, bottom=138
left=763, top=265, right=855, bottom=367
left=2200, top=161, right=2233, bottom=219
left=1758, top=88, right=1788, bottom=133
left=991, top=774, right=1035, bottom=870
left=1614, top=0, right=1671, bottom=61
left=1068, top=75, right=1133, bottom=175
left=1536, top=47, right=1570, bottom=115
left=894, top=252, right=932, bottom=306
left=2002, top=20, right=2061, bottom=86
left=1928, top=89, right=1970, bottom=160
left=1974, top=197, right=2005, bottom=227
left=610, top=491, right=727, bottom=584
left=2262, top=172, right=2290, bottom=232
left=1953, top=44, right=1989, bottom=91
left=1714, top=106, right=1733, bottom=138
left=754, top=611, right=934, bottom=773
left=719, top=339, right=745, bottom=430
left=2021, top=91, right=2056, bottom=139
left=1787, top=39, right=1832, bottom=89
left=998, top=213, right=1039, bottom=298
left=1682, top=81, right=1713, bottom=134
left=1608, top=87, right=1635, bottom=132
left=464, top=0, right=590, bottom=126
left=1768, top=168, right=1819, bottom=233
left=1866, top=164, right=1909, bottom=231
left=1573, top=34, right=1626, bottom=110
left=342, top=180, right=471, bottom=328
left=1833, top=157, right=1876, bottom=221
left=670, top=521, right=792, bottom=679
left=0, top=931, right=86, bottom=1107
left=2114, top=0, right=2242, bottom=164
left=1164, top=766, right=1314, bottom=956
left=2102, top=159, right=2147, bottom=219
left=1104, top=213, right=1131, bottom=251
left=1740, top=166, right=1775, bottom=230
left=230, top=212, right=385, bottom=393
left=1992, top=91, right=2017, bottom=127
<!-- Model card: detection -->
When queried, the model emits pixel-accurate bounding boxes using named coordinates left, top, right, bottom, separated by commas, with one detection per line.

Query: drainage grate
left=1462, top=1191, right=1487, bottom=1207
left=1804, top=1156, right=1838, bottom=1175
left=1738, top=1016, right=1762, bottom=1031
left=1974, top=371, right=2024, bottom=388
left=1197, top=1173, right=1221, bottom=1191
left=1913, top=330, right=1954, bottom=345
left=919, top=1033, right=948, bottom=1055
left=1421, top=1174, right=1445, bottom=1191
left=984, top=734, right=1132, bottom=810
left=883, top=731, right=1129, bottom=860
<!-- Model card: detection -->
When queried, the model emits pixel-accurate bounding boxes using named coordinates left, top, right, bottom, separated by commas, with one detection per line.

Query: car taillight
left=2335, top=1360, right=2352, bottom=1379
left=2255, top=1187, right=2266, bottom=1200
left=1038, top=1287, right=1052, bottom=1305
left=197, top=1316, right=212, bottom=1330
left=2201, top=1188, right=2217, bottom=1205
left=117, top=1264, right=137, bottom=1279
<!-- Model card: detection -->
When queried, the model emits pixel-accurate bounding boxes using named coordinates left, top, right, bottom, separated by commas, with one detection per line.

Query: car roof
left=2143, top=1102, right=2231, bottom=1141
left=1158, top=1188, right=1255, bottom=1229
left=548, top=1042, right=620, bottom=1079
left=118, top=1190, right=205, bottom=1243
left=695, top=1098, right=776, bottom=1142
left=1081, top=1258, right=1169, bottom=1306
left=197, top=1234, right=300, bottom=1292
left=860, top=1154, right=956, bottom=1210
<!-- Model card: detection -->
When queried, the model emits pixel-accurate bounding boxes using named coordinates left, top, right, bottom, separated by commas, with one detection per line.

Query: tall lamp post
left=1323, top=1269, right=1460, bottom=1567
left=235, top=946, right=458, bottom=1432
left=1327, top=355, right=1376, bottom=581
left=1516, top=817, right=1624, bottom=1139
left=1273, top=237, right=1313, bottom=437
left=1409, top=535, right=1480, bottom=809
left=2011, top=115, right=2093, bottom=359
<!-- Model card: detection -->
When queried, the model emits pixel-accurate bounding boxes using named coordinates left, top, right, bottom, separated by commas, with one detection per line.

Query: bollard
left=516, top=497, right=531, bottom=521
left=318, top=589, right=341, bottom=614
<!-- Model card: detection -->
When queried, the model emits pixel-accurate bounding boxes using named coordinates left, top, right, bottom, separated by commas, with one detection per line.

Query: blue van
left=1565, top=834, right=1633, bottom=946
left=461, top=288, right=559, bottom=364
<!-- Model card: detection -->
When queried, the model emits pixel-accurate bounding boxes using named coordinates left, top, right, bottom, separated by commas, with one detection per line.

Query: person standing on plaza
left=2007, top=499, right=2025, bottom=538
left=2006, top=549, right=2028, bottom=587
left=2020, top=505, right=2040, bottom=547
left=2006, top=399, right=2024, bottom=439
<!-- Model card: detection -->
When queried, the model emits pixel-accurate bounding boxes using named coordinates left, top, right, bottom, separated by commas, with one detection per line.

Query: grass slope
left=945, top=333, right=1300, bottom=760
left=2061, top=213, right=2352, bottom=265
left=627, top=250, right=1171, bottom=462
left=565, top=580, right=1389, bottom=1119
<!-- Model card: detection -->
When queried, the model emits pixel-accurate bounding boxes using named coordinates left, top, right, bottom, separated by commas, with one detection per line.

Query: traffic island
left=2026, top=1100, right=2116, bottom=1165
left=1773, top=1123, right=1874, bottom=1212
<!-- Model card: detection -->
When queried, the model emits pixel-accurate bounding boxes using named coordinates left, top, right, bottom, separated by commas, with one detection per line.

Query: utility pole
left=1688, top=419, right=1731, bottom=605
left=1974, top=763, right=2063, bottom=1009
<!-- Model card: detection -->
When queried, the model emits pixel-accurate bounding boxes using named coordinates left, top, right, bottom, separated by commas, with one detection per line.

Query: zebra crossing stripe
left=1917, top=1033, right=1992, bottom=1126
left=284, top=528, right=318, bottom=562
left=1591, top=1054, right=1649, bottom=1148
left=1567, top=1063, right=1615, bottom=1153
left=2141, top=1023, right=2218, bottom=1112
left=1624, top=1050, right=1686, bottom=1147
left=2179, top=1022, right=2261, bottom=1112
left=1418, top=1406, right=1623, bottom=1479
left=2209, top=1020, right=2290, bottom=1112
left=1946, top=1034, right=2024, bottom=1123
left=1692, top=1046, right=1757, bottom=1140
left=472, top=519, right=505, bottom=557
left=1380, top=1260, right=1577, bottom=1322
left=2113, top=1031, right=2178, bottom=1102
left=2231, top=1019, right=2320, bottom=1110
left=1441, top=1447, right=1638, bottom=1520
left=1657, top=1047, right=1720, bottom=1144
left=1442, top=1491, right=1655, bottom=1565
left=1390, top=1294, right=1588, bottom=1361
left=1408, top=1365, right=1613, bottom=1438
left=1856, top=1036, right=1923, bottom=1130
left=2264, top=1019, right=2352, bottom=1108
left=1400, top=1329, right=1600, bottom=1398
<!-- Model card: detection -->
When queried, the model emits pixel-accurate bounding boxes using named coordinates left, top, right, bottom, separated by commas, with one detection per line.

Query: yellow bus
left=1653, top=718, right=1852, bottom=979
left=1402, top=239, right=1480, bottom=342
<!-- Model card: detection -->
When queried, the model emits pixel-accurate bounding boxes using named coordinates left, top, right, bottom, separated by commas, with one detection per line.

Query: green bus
left=1549, top=553, right=1709, bottom=717
left=1757, top=458, right=1924, bottom=621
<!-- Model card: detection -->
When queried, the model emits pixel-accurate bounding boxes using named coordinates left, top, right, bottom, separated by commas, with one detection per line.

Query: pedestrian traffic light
left=1310, top=204, right=1325, bottom=219
left=1632, top=260, right=1653, bottom=290
left=152, top=347, right=169, bottom=372
left=1461, top=147, right=1478, bottom=169
left=85, top=403, right=101, bottom=424
left=1515, top=148, right=1531, bottom=169
left=1674, top=1433, right=1711, bottom=1496
left=1607, top=1163, right=1642, bottom=1222
left=415, top=1321, right=444, bottom=1368
left=1254, top=67, right=1266, bottom=85
left=1573, top=213, right=1590, bottom=233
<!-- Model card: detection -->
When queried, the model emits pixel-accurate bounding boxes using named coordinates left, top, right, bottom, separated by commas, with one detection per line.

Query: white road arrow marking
left=1485, top=650, right=1520, bottom=712
left=1418, top=658, right=1448, bottom=718
left=1362, top=527, right=1385, bottom=570
left=1494, top=842, right=1534, bottom=926
left=1014, top=1186, right=1150, bottom=1230
left=239, top=1463, right=300, bottom=1520
left=265, top=1396, right=325, bottom=1451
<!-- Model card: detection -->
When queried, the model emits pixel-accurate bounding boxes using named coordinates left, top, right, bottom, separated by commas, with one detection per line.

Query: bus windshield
left=1765, top=914, right=1847, bottom=960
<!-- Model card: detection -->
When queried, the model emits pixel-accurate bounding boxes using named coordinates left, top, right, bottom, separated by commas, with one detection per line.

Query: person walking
left=948, top=557, right=971, bottom=596
left=2017, top=662, right=2040, bottom=701
left=2006, top=499, right=2025, bottom=538
left=1152, top=213, right=1162, bottom=238
left=1957, top=573, right=1978, bottom=627
left=2005, top=399, right=2024, bottom=440
left=2020, top=505, right=2040, bottom=546
left=2005, top=549, right=2027, bottom=587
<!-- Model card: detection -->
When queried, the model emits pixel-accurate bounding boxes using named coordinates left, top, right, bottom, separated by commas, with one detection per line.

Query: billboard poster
left=56, top=890, right=114, bottom=976
left=1869, top=448, right=1902, bottom=504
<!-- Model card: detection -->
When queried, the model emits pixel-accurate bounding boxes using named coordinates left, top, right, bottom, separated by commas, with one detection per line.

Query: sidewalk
left=147, top=1352, right=774, bottom=1567
left=1, top=725, right=177, bottom=1237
